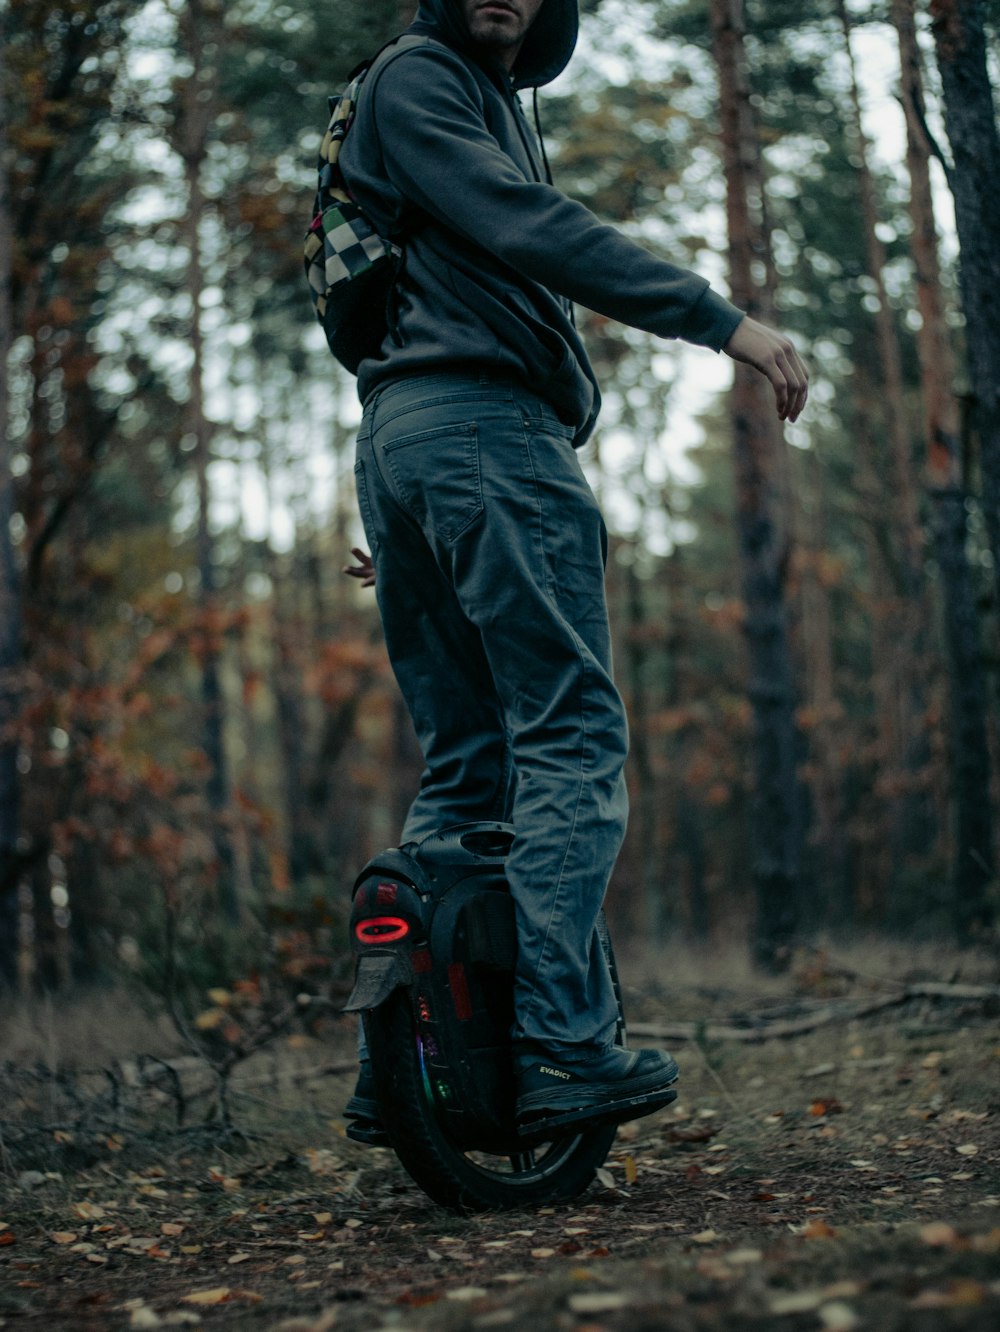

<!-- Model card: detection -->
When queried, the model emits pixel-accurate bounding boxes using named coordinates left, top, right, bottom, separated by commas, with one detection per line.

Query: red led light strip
left=355, top=916, right=410, bottom=944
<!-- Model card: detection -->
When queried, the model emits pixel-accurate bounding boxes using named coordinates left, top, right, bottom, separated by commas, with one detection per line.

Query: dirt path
left=2, top=974, right=998, bottom=1330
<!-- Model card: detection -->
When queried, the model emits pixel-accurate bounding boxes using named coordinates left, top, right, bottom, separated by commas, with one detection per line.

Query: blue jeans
left=354, top=372, right=627, bottom=1053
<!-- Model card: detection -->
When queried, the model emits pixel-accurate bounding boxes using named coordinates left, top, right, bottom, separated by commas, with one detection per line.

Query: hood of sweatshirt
left=411, top=0, right=578, bottom=89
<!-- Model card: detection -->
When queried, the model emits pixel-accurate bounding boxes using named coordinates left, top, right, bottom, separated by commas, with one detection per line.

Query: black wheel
left=366, top=991, right=617, bottom=1213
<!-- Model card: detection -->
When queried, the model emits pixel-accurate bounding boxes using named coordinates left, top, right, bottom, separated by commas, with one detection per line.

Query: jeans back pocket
left=382, top=421, right=483, bottom=543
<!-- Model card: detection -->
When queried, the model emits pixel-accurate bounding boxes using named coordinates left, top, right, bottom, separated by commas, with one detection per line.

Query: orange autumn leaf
left=181, top=1287, right=234, bottom=1306
left=801, top=1220, right=837, bottom=1239
left=809, top=1098, right=844, bottom=1117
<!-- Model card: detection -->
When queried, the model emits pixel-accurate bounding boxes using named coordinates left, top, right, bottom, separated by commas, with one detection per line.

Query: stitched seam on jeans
left=516, top=418, right=591, bottom=1036
left=353, top=459, right=380, bottom=563
left=488, top=734, right=514, bottom=822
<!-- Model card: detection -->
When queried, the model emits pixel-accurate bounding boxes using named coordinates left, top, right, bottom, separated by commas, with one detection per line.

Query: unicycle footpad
left=516, top=1084, right=678, bottom=1139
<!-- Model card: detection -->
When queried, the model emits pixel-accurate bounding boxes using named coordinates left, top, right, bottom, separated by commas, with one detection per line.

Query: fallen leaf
left=129, top=1308, right=162, bottom=1329
left=194, top=1007, right=225, bottom=1030
left=802, top=1220, right=838, bottom=1240
left=568, top=1291, right=629, bottom=1313
left=771, top=1291, right=826, bottom=1314
left=444, top=1286, right=488, bottom=1300
left=595, top=1167, right=616, bottom=1189
left=531, top=1247, right=556, bottom=1258
left=313, top=1212, right=333, bottom=1226
left=911, top=1279, right=986, bottom=1308
left=181, top=1288, right=233, bottom=1306
left=809, top=1098, right=844, bottom=1117
left=0, top=1232, right=15, bottom=1247
left=160, top=1223, right=185, bottom=1237
left=73, top=1202, right=106, bottom=1221
left=692, top=1229, right=719, bottom=1244
left=666, top=1123, right=720, bottom=1144
left=207, top=1168, right=242, bottom=1191
left=624, top=1155, right=638, bottom=1185
left=956, top=1144, right=979, bottom=1156
left=818, top=1300, right=860, bottom=1330
left=726, top=1248, right=763, bottom=1264
left=50, top=1232, right=77, bottom=1245
left=920, top=1222, right=958, bottom=1247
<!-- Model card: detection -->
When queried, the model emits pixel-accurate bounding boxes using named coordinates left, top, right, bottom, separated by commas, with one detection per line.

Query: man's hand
left=723, top=317, right=808, bottom=423
left=343, top=547, right=376, bottom=588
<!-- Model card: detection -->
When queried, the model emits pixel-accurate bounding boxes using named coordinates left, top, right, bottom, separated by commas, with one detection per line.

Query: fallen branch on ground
left=629, top=981, right=1000, bottom=1044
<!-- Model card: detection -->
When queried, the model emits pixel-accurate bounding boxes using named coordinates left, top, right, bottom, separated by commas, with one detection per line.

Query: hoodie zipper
left=506, top=76, right=545, bottom=184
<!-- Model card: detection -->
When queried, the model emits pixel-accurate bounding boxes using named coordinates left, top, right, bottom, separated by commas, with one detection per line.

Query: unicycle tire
left=366, top=991, right=617, bottom=1213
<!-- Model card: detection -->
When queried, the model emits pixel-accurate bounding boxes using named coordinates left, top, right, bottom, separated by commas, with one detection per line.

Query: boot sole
left=516, top=1067, right=678, bottom=1133
left=344, top=1093, right=391, bottom=1147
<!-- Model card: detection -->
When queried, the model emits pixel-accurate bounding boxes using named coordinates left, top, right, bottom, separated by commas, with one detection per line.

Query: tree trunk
left=837, top=0, right=935, bottom=883
left=929, top=0, right=1000, bottom=644
left=794, top=446, right=848, bottom=929
left=0, top=31, right=22, bottom=986
left=710, top=0, right=803, bottom=971
left=895, top=0, right=995, bottom=936
left=178, top=0, right=238, bottom=924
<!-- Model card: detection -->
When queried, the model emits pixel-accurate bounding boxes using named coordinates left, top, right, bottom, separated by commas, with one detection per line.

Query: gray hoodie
left=340, top=0, right=744, bottom=443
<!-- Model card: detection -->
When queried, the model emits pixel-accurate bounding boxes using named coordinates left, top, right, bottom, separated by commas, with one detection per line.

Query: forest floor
left=1, top=941, right=999, bottom=1331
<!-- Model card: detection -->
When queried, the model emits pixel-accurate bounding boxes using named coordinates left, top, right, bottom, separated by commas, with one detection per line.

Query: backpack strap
left=315, top=35, right=434, bottom=214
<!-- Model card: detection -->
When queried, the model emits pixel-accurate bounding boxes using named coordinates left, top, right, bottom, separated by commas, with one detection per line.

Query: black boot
left=344, top=1061, right=390, bottom=1146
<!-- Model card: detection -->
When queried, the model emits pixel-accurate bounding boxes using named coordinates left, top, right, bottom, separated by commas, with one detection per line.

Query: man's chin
left=469, top=14, right=521, bottom=42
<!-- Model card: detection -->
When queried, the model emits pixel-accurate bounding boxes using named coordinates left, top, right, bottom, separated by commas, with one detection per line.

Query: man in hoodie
left=341, top=0, right=808, bottom=1137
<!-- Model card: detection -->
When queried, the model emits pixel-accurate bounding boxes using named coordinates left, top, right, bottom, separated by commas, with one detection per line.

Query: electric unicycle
left=344, top=822, right=627, bottom=1212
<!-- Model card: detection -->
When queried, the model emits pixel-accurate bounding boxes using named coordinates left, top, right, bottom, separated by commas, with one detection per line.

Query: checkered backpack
left=304, top=37, right=427, bottom=375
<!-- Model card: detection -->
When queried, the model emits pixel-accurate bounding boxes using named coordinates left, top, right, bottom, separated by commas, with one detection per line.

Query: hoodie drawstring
left=532, top=87, right=553, bottom=185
